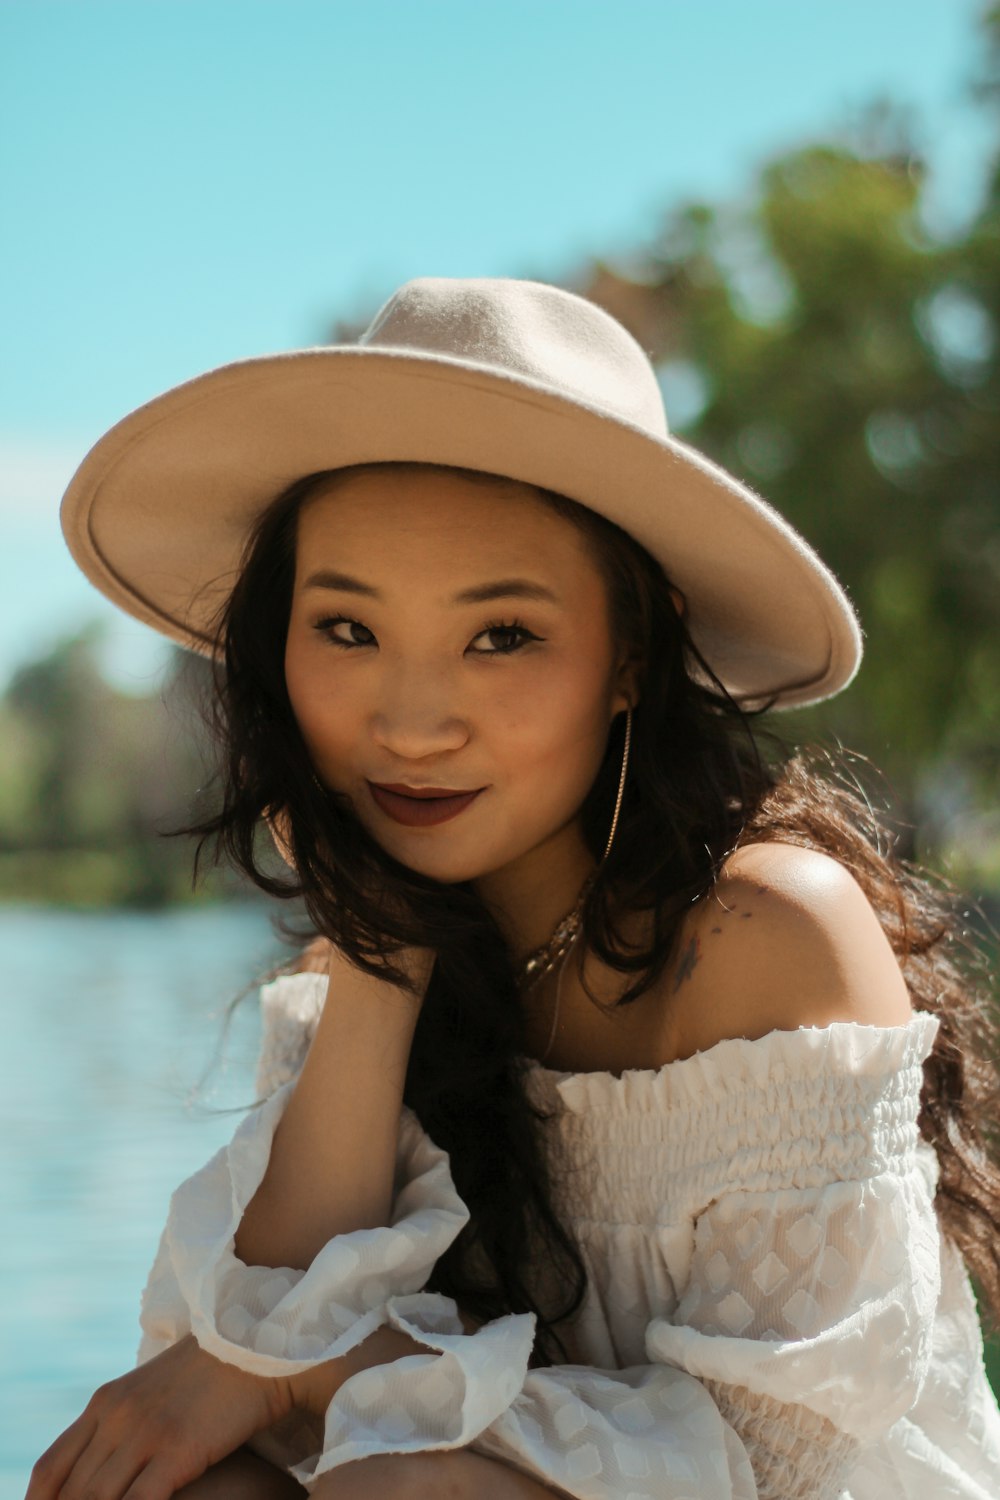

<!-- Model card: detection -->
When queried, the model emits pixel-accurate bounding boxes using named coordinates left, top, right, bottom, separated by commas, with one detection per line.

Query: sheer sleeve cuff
left=277, top=1293, right=536, bottom=1486
left=138, top=1081, right=471, bottom=1380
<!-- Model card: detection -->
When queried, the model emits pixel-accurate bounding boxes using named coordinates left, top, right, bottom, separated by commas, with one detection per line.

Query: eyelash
left=312, top=614, right=541, bottom=657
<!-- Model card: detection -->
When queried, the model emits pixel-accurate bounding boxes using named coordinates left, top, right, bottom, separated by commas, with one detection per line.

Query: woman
left=34, top=277, right=1000, bottom=1499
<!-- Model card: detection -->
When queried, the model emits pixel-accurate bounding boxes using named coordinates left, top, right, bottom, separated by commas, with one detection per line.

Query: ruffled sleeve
left=134, top=971, right=535, bottom=1489
left=458, top=1012, right=944, bottom=1500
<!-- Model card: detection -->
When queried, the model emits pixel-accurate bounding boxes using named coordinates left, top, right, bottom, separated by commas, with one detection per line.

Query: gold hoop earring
left=601, top=703, right=631, bottom=866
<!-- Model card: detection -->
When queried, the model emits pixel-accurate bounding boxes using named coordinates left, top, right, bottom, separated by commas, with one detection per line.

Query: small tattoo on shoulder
left=711, top=925, right=722, bottom=934
left=740, top=910, right=752, bottom=918
left=672, top=935, right=702, bottom=992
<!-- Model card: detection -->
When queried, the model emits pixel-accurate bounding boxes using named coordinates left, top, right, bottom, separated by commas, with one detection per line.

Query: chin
left=369, top=831, right=516, bottom=887
left=392, top=849, right=497, bottom=886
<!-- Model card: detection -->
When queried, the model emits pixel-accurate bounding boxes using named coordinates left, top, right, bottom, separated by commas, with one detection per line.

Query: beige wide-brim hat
left=60, top=275, right=863, bottom=710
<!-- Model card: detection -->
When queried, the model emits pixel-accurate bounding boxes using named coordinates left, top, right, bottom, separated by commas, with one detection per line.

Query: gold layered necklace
left=512, top=705, right=632, bottom=1064
left=514, top=873, right=595, bottom=996
left=513, top=873, right=595, bottom=1064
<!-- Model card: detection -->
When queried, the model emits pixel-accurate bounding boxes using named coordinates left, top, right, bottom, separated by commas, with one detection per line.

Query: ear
left=612, top=650, right=643, bottom=715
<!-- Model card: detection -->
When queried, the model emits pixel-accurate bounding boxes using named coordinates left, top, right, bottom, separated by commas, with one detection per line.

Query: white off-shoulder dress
left=136, top=970, right=1000, bottom=1498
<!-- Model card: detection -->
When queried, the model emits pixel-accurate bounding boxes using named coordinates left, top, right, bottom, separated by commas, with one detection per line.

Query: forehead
left=295, top=466, right=600, bottom=578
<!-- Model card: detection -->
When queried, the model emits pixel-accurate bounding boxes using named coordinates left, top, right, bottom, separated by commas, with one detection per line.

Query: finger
left=25, top=1411, right=98, bottom=1500
left=34, top=1377, right=155, bottom=1500
left=63, top=1437, right=150, bottom=1500
left=123, top=1452, right=206, bottom=1500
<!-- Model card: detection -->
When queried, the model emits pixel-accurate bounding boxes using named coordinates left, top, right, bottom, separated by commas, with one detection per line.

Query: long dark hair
left=185, top=460, right=1000, bottom=1364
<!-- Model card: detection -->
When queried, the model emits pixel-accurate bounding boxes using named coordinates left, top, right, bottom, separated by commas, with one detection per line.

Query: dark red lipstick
left=367, top=781, right=485, bottom=827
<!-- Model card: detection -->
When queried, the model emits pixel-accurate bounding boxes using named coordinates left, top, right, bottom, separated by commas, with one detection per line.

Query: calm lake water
left=2, top=902, right=287, bottom=1496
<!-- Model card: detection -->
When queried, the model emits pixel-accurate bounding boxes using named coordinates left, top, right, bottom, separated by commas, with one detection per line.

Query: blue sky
left=1, top=0, right=995, bottom=692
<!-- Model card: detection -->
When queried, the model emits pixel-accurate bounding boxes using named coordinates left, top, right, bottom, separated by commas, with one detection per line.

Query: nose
left=369, top=669, right=470, bottom=759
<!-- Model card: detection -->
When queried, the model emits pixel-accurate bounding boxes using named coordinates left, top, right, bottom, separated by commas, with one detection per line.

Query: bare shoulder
left=664, top=840, right=913, bottom=1058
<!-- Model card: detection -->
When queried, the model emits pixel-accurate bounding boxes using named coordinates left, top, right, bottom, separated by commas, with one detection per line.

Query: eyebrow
left=300, top=569, right=560, bottom=607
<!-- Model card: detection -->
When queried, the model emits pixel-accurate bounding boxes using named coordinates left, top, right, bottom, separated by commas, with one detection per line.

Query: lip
left=373, top=783, right=476, bottom=799
left=367, top=781, right=485, bottom=828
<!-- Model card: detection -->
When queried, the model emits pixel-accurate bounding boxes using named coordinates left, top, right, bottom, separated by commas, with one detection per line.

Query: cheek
left=492, top=657, right=612, bottom=788
left=283, top=640, right=354, bottom=773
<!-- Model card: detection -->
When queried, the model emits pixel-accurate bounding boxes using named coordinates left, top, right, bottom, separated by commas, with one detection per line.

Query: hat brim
left=59, top=345, right=863, bottom=710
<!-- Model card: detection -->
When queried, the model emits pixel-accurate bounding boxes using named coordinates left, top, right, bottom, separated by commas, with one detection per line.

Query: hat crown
left=358, top=276, right=669, bottom=439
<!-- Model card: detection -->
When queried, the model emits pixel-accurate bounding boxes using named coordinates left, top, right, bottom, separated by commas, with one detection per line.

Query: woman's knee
left=310, top=1451, right=464, bottom=1500
left=172, top=1444, right=309, bottom=1498
left=310, top=1449, right=551, bottom=1500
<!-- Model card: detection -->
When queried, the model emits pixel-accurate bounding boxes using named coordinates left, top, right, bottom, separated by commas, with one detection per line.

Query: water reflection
left=1, top=902, right=286, bottom=1492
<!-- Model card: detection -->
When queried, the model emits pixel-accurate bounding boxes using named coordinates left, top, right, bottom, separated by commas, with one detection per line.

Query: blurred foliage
left=0, top=621, right=248, bottom=906
left=6, top=4, right=999, bottom=907
left=567, top=70, right=1000, bottom=894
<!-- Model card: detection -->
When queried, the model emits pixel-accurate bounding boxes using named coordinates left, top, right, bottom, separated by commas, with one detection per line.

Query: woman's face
left=283, top=466, right=638, bottom=887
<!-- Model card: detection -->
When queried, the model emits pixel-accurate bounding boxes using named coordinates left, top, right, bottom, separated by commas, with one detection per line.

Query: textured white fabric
left=135, top=970, right=1000, bottom=1497
left=136, top=990, right=534, bottom=1485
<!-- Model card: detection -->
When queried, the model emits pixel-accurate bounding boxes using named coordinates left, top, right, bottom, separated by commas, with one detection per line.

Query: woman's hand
left=26, top=1333, right=297, bottom=1500
left=324, top=928, right=436, bottom=1003
left=266, top=806, right=436, bottom=1001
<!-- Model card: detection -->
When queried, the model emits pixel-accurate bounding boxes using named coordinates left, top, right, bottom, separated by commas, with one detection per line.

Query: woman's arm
left=232, top=936, right=453, bottom=1416
left=234, top=939, right=434, bottom=1270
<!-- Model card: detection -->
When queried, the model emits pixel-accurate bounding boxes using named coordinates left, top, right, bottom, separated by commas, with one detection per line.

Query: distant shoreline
left=0, top=848, right=265, bottom=909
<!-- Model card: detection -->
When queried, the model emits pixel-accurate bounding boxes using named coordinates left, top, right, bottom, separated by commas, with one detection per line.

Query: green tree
left=566, top=14, right=999, bottom=889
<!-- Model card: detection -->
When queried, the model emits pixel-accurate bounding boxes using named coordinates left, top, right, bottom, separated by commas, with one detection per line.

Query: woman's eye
left=314, top=616, right=375, bottom=648
left=312, top=615, right=540, bottom=655
left=470, top=620, right=539, bottom=656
